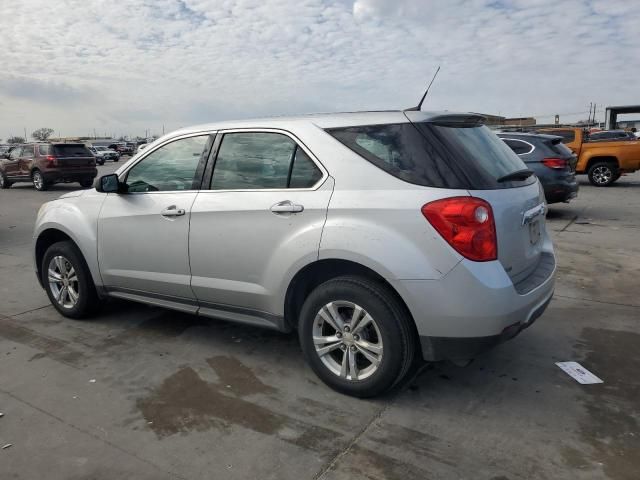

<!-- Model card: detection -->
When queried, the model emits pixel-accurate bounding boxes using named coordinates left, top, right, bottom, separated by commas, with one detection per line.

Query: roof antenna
left=404, top=66, right=441, bottom=111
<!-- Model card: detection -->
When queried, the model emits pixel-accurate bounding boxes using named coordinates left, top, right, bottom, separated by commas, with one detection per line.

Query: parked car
left=498, top=133, right=578, bottom=204
left=1, top=142, right=97, bottom=191
left=0, top=145, right=11, bottom=156
left=34, top=111, right=555, bottom=397
left=108, top=143, right=133, bottom=155
left=89, top=146, right=120, bottom=165
left=588, top=130, right=636, bottom=142
left=538, top=127, right=640, bottom=186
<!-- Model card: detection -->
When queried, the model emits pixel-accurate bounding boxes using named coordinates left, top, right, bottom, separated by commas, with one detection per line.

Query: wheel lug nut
left=344, top=326, right=350, bottom=332
left=340, top=344, right=347, bottom=351
left=336, top=332, right=342, bottom=338
left=350, top=345, right=357, bottom=352
left=353, top=335, right=359, bottom=341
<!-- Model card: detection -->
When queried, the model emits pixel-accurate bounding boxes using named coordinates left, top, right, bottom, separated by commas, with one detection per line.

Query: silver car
left=34, top=111, right=555, bottom=397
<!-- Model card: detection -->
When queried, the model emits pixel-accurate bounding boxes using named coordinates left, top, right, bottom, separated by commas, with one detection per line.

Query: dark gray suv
left=499, top=133, right=578, bottom=204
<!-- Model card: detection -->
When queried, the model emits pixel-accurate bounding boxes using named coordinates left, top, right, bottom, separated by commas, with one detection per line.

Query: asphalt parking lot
left=1, top=166, right=638, bottom=480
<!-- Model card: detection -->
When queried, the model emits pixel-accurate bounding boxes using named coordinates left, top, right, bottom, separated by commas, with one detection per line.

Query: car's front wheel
left=79, top=178, right=94, bottom=188
left=42, top=241, right=100, bottom=319
left=588, top=162, right=617, bottom=187
left=0, top=172, right=12, bottom=189
left=299, top=276, right=416, bottom=397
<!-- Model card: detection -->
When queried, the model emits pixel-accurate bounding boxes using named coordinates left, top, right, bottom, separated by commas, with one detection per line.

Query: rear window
left=53, top=144, right=92, bottom=157
left=541, top=129, right=575, bottom=143
left=326, top=122, right=533, bottom=189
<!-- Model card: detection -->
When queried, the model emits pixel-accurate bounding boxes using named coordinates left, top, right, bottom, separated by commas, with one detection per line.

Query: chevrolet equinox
left=34, top=111, right=556, bottom=397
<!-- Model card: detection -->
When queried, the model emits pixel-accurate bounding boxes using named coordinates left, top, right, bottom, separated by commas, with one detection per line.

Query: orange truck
left=538, top=127, right=640, bottom=186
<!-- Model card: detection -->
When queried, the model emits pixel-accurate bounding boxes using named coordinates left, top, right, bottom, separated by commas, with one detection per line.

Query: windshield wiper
left=497, top=169, right=534, bottom=183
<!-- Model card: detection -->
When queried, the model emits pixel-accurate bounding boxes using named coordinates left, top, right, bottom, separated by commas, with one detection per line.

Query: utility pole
left=24, top=127, right=27, bottom=141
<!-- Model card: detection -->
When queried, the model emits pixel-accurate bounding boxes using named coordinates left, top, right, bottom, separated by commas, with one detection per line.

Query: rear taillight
left=45, top=155, right=57, bottom=167
left=542, top=157, right=567, bottom=169
left=422, top=197, right=497, bottom=262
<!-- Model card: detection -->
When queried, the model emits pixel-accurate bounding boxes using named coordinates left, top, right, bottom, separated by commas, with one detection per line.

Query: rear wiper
left=497, top=169, right=534, bottom=183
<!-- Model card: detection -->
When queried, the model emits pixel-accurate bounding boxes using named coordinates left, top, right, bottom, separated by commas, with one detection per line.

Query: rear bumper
left=395, top=246, right=556, bottom=362
left=43, top=168, right=97, bottom=183
left=543, top=179, right=579, bottom=204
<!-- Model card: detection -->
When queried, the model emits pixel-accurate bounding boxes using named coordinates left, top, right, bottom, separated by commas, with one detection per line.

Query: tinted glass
left=53, top=144, right=92, bottom=156
left=211, top=133, right=295, bottom=190
left=328, top=123, right=531, bottom=189
left=543, top=130, right=575, bottom=143
left=289, top=148, right=322, bottom=188
left=503, top=139, right=532, bottom=155
left=126, top=135, right=208, bottom=192
left=38, top=145, right=52, bottom=155
left=22, top=145, right=35, bottom=158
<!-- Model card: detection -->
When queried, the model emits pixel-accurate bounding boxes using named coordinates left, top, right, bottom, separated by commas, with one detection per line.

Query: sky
left=0, top=0, right=638, bottom=140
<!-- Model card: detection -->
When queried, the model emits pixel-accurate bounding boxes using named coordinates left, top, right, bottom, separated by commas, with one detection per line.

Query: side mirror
left=96, top=174, right=121, bottom=193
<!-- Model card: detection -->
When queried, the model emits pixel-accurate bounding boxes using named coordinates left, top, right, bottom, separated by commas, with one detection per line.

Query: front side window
left=211, top=132, right=321, bottom=190
left=9, top=147, right=22, bottom=160
left=126, top=135, right=209, bottom=193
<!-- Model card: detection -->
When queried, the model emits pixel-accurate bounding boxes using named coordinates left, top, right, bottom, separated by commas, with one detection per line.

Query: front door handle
left=271, top=200, right=304, bottom=214
left=161, top=205, right=186, bottom=217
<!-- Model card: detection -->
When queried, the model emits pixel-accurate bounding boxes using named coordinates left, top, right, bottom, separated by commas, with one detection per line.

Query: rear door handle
left=161, top=205, right=186, bottom=217
left=271, top=200, right=304, bottom=214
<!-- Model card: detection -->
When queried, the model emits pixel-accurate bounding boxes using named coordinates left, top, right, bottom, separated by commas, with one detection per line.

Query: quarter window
left=125, top=135, right=209, bottom=193
left=211, top=132, right=322, bottom=190
left=39, top=145, right=52, bottom=155
left=503, top=139, right=533, bottom=155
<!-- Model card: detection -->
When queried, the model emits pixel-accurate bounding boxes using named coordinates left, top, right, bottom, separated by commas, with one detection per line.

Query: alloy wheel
left=592, top=166, right=612, bottom=185
left=33, top=171, right=44, bottom=190
left=48, top=255, right=80, bottom=309
left=312, top=301, right=383, bottom=381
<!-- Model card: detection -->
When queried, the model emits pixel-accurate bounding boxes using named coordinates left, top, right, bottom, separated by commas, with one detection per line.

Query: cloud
left=0, top=0, right=638, bottom=139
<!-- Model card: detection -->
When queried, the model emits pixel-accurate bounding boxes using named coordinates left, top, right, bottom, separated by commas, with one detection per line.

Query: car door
left=98, top=133, right=213, bottom=305
left=4, top=147, right=22, bottom=178
left=20, top=144, right=35, bottom=176
left=189, top=130, right=333, bottom=324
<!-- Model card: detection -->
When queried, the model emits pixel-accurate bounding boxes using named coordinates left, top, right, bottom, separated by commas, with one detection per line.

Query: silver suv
left=34, top=111, right=555, bottom=397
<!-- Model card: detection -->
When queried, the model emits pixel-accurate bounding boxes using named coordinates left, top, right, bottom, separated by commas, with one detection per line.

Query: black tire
left=588, top=162, right=617, bottom=187
left=32, top=169, right=48, bottom=191
left=41, top=241, right=100, bottom=319
left=612, top=172, right=622, bottom=183
left=298, top=276, right=416, bottom=398
left=98, top=160, right=105, bottom=166
left=0, top=172, right=12, bottom=189
left=113, top=158, right=119, bottom=162
left=79, top=178, right=94, bottom=188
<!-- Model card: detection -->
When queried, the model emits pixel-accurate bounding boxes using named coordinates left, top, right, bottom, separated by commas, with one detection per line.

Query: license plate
left=529, top=220, right=541, bottom=244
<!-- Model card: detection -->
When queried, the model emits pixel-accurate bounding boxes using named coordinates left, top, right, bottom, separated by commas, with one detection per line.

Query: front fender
left=34, top=191, right=106, bottom=288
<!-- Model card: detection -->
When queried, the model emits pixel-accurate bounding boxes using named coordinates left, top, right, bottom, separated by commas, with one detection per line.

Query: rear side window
left=211, top=132, right=322, bottom=190
left=53, top=144, right=92, bottom=156
left=22, top=145, right=35, bottom=158
left=327, top=123, right=532, bottom=189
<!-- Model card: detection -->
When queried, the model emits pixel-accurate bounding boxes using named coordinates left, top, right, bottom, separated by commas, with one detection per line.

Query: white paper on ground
left=555, top=361, right=603, bottom=384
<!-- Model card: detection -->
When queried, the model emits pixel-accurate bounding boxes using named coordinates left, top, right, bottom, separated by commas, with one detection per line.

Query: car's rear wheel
left=299, top=276, right=416, bottom=398
left=0, top=172, right=12, bottom=189
left=42, top=241, right=100, bottom=319
left=588, top=162, right=617, bottom=187
left=32, top=170, right=48, bottom=191
left=79, top=178, right=94, bottom=188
